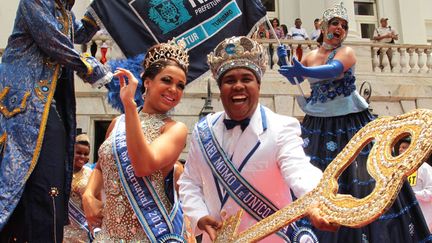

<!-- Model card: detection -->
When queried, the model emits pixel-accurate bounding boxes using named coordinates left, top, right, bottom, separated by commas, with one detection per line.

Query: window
left=426, top=21, right=432, bottom=44
left=354, top=2, right=374, bottom=16
left=260, top=0, right=277, bottom=19
left=354, top=0, right=377, bottom=40
left=360, top=23, right=376, bottom=39
left=261, top=0, right=275, bottom=12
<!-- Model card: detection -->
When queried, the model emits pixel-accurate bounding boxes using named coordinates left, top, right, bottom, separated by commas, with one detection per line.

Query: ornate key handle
left=215, top=109, right=432, bottom=242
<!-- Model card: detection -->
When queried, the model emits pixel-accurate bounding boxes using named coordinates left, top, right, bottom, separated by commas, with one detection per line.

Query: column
left=278, top=0, right=300, bottom=29
left=299, top=0, right=325, bottom=35
left=396, top=0, right=427, bottom=44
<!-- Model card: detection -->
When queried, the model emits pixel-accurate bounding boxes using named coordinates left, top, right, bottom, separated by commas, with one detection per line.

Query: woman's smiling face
left=144, top=65, right=186, bottom=114
left=324, top=17, right=348, bottom=44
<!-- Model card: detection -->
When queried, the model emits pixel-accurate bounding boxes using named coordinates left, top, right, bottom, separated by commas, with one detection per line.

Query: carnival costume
left=93, top=41, right=189, bottom=242
left=0, top=0, right=112, bottom=241
left=64, top=164, right=93, bottom=242
left=94, top=113, right=182, bottom=242
left=278, top=3, right=431, bottom=242
left=179, top=36, right=323, bottom=243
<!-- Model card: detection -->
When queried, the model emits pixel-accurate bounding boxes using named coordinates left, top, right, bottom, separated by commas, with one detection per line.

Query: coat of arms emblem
left=149, top=0, right=191, bottom=34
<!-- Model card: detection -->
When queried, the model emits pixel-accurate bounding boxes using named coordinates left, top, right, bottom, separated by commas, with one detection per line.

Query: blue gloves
left=278, top=57, right=305, bottom=84
left=277, top=45, right=289, bottom=66
left=277, top=45, right=345, bottom=85
left=277, top=45, right=304, bottom=84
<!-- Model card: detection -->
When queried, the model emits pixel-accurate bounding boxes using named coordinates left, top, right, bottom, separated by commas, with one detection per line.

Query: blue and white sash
left=112, top=115, right=185, bottom=243
left=68, top=200, right=93, bottom=241
left=196, top=116, right=318, bottom=242
left=69, top=199, right=90, bottom=233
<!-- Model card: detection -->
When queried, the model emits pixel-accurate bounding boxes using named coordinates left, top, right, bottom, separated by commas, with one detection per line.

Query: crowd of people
left=252, top=16, right=313, bottom=62
left=0, top=1, right=429, bottom=243
left=253, top=14, right=398, bottom=68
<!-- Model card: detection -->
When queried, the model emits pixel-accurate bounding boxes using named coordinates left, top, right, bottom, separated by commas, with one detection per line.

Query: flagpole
left=265, top=16, right=305, bottom=98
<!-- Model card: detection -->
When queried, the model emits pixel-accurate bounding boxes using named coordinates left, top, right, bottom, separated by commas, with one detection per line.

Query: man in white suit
left=179, top=36, right=336, bottom=242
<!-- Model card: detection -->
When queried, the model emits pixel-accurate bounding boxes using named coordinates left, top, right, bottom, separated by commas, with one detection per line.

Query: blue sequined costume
left=299, top=48, right=431, bottom=242
left=0, top=0, right=111, bottom=241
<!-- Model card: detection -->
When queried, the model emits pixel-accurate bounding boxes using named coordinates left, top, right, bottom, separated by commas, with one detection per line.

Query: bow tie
left=223, top=118, right=251, bottom=131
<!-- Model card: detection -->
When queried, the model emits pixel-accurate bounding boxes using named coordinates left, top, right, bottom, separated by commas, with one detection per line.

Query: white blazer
left=179, top=105, right=322, bottom=242
left=411, top=163, right=432, bottom=231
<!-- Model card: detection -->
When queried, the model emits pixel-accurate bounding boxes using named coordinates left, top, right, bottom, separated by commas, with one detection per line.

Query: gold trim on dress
left=35, top=79, right=52, bottom=102
left=55, top=0, right=70, bottom=36
left=26, top=65, right=61, bottom=181
left=80, top=53, right=94, bottom=76
left=0, top=132, right=7, bottom=144
left=0, top=132, right=7, bottom=158
left=82, top=15, right=98, bottom=28
left=0, top=87, right=31, bottom=118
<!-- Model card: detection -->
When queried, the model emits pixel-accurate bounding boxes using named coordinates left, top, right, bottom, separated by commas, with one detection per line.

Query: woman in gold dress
left=82, top=41, right=189, bottom=242
left=64, top=134, right=93, bottom=242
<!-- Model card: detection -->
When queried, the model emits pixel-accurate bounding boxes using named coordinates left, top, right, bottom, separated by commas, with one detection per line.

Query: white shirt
left=374, top=26, right=398, bottom=43
left=179, top=105, right=322, bottom=243
left=409, top=163, right=432, bottom=231
left=288, top=27, right=309, bottom=40
left=311, top=29, right=321, bottom=41
left=221, top=115, right=243, bottom=159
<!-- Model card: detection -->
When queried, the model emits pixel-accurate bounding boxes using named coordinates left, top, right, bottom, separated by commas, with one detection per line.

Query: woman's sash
left=68, top=200, right=93, bottom=240
left=196, top=116, right=318, bottom=242
left=112, top=115, right=185, bottom=243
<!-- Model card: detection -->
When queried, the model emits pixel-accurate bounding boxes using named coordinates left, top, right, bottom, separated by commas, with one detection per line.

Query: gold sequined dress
left=94, top=113, right=173, bottom=242
left=64, top=166, right=93, bottom=243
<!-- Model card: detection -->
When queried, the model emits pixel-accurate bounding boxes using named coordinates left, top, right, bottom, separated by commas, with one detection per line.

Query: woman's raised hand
left=114, top=67, right=139, bottom=108
left=278, top=57, right=305, bottom=85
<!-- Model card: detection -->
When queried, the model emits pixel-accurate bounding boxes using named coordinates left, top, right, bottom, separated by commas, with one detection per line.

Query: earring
left=142, top=89, right=148, bottom=101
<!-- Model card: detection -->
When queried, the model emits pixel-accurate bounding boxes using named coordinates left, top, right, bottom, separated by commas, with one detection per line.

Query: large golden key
left=215, top=109, right=432, bottom=242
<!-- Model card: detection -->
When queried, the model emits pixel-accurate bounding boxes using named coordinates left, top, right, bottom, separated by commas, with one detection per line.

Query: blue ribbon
left=68, top=200, right=94, bottom=241
left=112, top=115, right=184, bottom=243
left=68, top=200, right=91, bottom=233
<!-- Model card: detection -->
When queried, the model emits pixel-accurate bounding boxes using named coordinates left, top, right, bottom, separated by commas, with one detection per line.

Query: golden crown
left=322, top=2, right=348, bottom=24
left=144, top=39, right=189, bottom=70
left=207, top=36, right=267, bottom=82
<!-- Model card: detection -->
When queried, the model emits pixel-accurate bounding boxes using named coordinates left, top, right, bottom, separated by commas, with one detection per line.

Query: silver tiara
left=322, top=2, right=348, bottom=24
left=207, top=36, right=267, bottom=81
left=144, top=39, right=189, bottom=70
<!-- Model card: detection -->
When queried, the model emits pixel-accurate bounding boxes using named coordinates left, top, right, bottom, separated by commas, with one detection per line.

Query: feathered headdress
left=106, top=54, right=145, bottom=113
